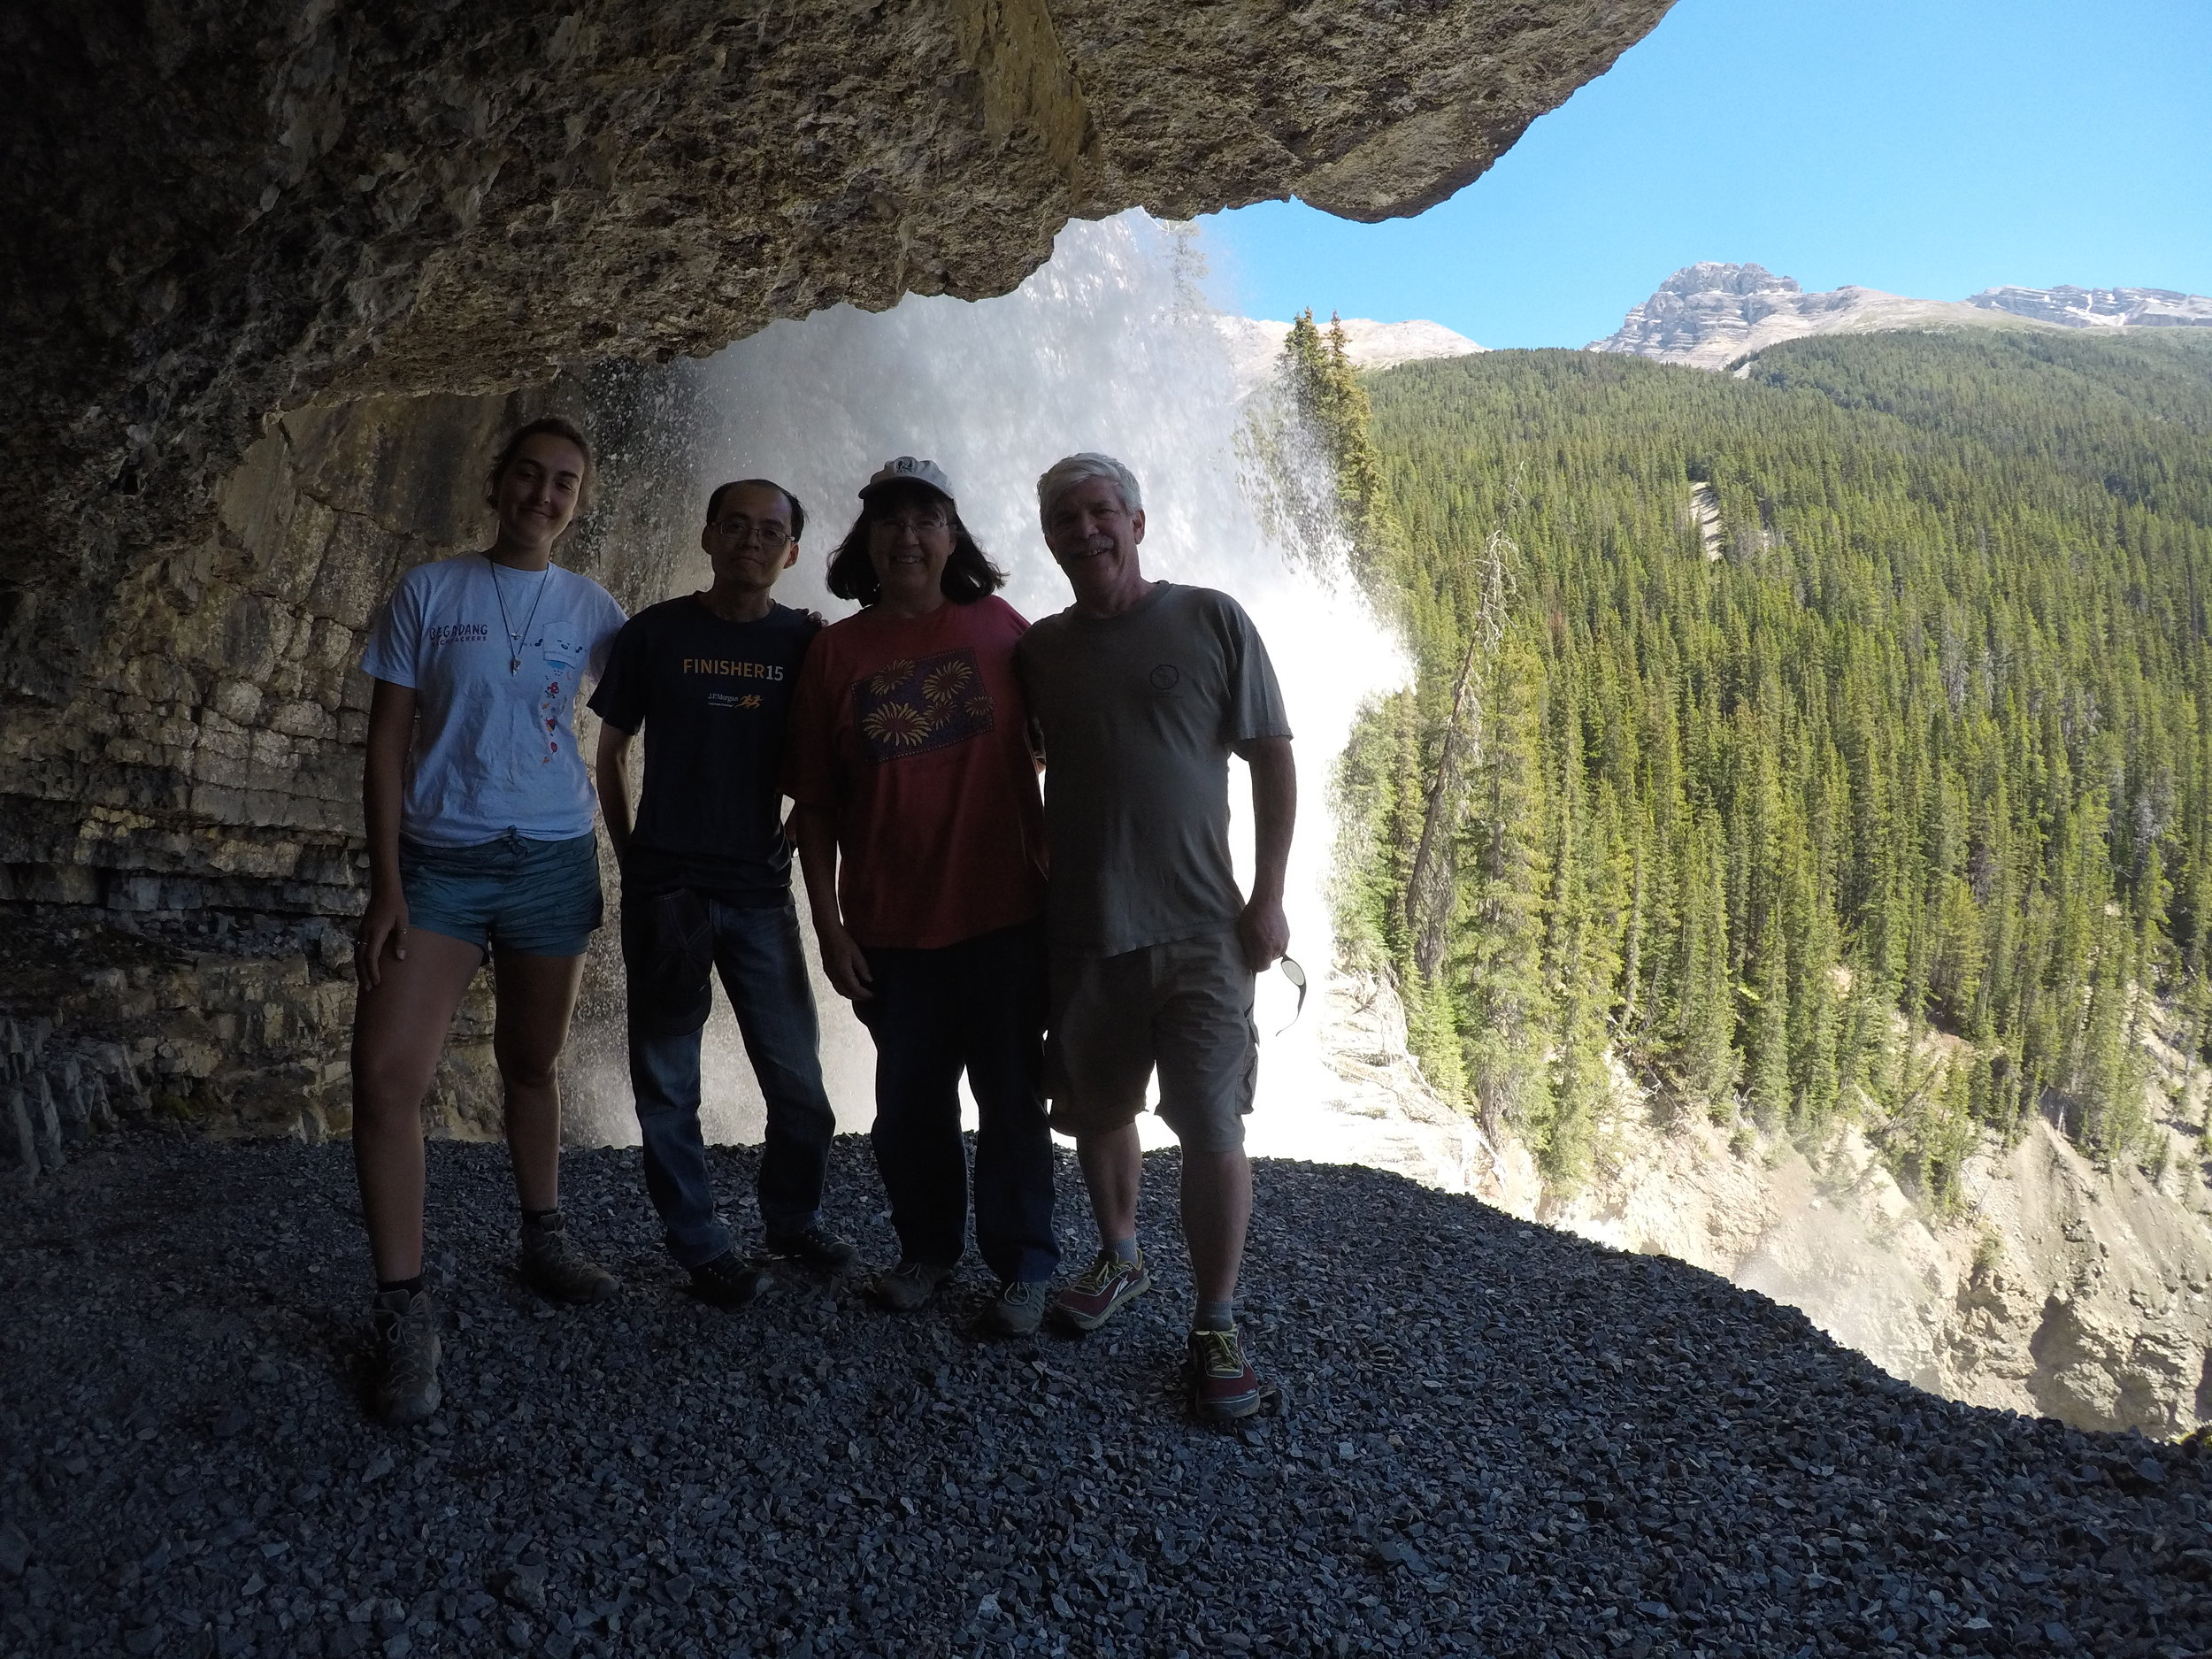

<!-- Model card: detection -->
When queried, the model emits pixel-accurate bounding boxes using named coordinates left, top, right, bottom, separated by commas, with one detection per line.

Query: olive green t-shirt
left=1015, top=582, right=1292, bottom=957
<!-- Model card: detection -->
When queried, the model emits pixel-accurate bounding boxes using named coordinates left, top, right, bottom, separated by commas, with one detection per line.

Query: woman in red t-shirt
left=785, top=457, right=1058, bottom=1334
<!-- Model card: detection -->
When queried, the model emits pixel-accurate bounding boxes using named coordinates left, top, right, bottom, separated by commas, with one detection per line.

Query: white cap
left=858, top=456, right=956, bottom=503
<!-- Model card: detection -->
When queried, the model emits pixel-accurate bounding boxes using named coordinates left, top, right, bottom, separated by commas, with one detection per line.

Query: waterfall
left=601, top=210, right=1425, bottom=1166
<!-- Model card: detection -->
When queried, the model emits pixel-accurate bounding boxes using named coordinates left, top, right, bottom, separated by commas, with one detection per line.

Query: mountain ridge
left=1591, top=262, right=2212, bottom=370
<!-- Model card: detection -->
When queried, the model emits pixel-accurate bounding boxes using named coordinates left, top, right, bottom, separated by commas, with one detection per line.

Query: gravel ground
left=4, top=1130, right=2210, bottom=1659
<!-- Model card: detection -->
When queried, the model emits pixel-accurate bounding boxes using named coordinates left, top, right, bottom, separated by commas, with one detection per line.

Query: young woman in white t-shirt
left=350, top=416, right=628, bottom=1425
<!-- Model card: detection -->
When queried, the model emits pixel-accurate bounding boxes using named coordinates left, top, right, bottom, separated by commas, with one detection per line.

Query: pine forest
left=1281, top=318, right=2212, bottom=1202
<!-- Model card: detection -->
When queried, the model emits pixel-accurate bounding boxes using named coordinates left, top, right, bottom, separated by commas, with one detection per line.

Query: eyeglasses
left=710, top=518, right=792, bottom=546
left=872, top=513, right=951, bottom=536
left=1275, top=955, right=1308, bottom=1034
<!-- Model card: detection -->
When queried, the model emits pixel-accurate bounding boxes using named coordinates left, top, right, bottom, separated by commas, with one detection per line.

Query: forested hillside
left=1299, top=320, right=2212, bottom=1196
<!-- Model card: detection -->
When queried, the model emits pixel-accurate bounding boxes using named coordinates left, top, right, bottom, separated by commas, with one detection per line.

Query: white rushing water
left=612, top=210, right=1418, bottom=1158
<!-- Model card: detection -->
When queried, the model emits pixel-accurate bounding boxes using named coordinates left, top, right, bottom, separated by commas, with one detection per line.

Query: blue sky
left=1197, top=0, right=2212, bottom=349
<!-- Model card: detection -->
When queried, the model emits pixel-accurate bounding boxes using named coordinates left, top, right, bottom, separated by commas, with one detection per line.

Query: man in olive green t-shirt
left=1016, top=451, right=1296, bottom=1421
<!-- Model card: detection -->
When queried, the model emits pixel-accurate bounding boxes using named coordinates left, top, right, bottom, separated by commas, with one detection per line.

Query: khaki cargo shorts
left=1046, top=929, right=1257, bottom=1152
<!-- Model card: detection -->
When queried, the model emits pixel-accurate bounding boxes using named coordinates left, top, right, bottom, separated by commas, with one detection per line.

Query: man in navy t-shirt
left=590, top=479, right=852, bottom=1307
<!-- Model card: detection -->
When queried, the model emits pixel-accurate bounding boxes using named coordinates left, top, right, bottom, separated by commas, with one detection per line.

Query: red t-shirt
left=782, top=595, right=1048, bottom=949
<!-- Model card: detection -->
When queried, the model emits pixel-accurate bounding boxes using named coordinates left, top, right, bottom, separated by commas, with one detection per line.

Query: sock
left=1108, top=1236, right=1141, bottom=1263
left=375, top=1275, right=425, bottom=1299
left=1192, top=1299, right=1236, bottom=1333
left=522, top=1207, right=560, bottom=1228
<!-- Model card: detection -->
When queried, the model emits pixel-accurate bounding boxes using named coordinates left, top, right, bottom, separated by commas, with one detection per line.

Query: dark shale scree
left=4, top=1133, right=2208, bottom=1658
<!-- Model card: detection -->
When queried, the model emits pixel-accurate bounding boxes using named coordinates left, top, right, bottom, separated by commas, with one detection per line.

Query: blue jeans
left=856, top=920, right=1058, bottom=1285
left=626, top=895, right=835, bottom=1268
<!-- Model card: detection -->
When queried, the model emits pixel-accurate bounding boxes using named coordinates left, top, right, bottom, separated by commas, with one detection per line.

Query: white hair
left=1036, top=452, right=1143, bottom=526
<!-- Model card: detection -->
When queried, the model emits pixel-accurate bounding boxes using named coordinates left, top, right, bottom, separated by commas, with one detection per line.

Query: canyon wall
left=1294, top=974, right=2212, bottom=1441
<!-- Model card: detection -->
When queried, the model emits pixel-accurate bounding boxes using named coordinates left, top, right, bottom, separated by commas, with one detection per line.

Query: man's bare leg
left=1181, top=1145, right=1251, bottom=1310
left=1075, top=1120, right=1143, bottom=1244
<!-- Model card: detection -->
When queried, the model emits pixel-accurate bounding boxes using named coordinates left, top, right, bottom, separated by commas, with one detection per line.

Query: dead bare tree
left=1404, top=478, right=1518, bottom=979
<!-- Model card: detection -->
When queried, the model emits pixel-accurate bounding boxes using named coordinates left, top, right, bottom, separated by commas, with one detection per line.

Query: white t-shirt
left=360, top=553, right=627, bottom=847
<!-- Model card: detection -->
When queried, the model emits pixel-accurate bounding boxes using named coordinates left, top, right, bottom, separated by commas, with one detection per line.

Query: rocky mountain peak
left=1656, top=261, right=1801, bottom=298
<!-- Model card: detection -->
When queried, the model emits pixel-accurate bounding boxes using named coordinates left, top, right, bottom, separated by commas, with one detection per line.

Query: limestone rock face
left=0, top=367, right=704, bottom=1155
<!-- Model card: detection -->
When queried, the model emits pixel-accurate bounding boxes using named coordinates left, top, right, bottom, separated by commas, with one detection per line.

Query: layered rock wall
left=0, top=363, right=707, bottom=1160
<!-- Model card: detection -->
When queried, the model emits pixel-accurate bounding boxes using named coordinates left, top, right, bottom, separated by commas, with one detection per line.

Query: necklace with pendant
left=488, top=556, right=551, bottom=674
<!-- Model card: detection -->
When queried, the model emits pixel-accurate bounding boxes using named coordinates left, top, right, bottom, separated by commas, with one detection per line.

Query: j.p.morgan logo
left=428, top=622, right=491, bottom=646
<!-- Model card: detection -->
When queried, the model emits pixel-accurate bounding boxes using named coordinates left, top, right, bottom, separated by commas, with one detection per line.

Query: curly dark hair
left=825, top=480, right=1006, bottom=606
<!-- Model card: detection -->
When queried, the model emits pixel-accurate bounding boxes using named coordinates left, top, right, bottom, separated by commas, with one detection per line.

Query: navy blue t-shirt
left=588, top=596, right=819, bottom=902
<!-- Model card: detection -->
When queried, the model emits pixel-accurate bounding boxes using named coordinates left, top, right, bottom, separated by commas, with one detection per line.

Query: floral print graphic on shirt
left=534, top=632, right=593, bottom=764
left=853, top=647, right=995, bottom=764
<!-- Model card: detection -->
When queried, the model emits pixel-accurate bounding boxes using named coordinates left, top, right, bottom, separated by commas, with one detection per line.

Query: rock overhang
left=3, top=3, right=1671, bottom=665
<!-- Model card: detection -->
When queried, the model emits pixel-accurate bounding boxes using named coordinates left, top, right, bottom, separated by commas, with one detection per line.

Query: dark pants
left=857, top=920, right=1058, bottom=1285
left=626, top=895, right=835, bottom=1268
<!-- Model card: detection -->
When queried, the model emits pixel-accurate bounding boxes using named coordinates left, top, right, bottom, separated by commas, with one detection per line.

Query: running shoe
left=1184, top=1326, right=1264, bottom=1420
left=1051, top=1247, right=1149, bottom=1333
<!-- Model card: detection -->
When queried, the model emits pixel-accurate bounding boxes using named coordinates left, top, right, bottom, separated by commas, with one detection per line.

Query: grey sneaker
left=973, top=1279, right=1049, bottom=1339
left=518, top=1211, right=619, bottom=1305
left=869, top=1259, right=953, bottom=1312
left=371, top=1288, right=442, bottom=1426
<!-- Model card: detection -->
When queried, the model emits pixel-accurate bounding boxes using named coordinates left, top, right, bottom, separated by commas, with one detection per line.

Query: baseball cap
left=858, top=456, right=956, bottom=503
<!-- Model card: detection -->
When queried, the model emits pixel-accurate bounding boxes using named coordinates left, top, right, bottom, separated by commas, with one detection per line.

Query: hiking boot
left=371, top=1288, right=442, bottom=1427
left=869, top=1259, right=953, bottom=1312
left=764, top=1222, right=857, bottom=1271
left=972, top=1279, right=1049, bottom=1339
left=518, top=1211, right=619, bottom=1305
left=688, top=1250, right=772, bottom=1310
left=1184, top=1326, right=1264, bottom=1421
left=1052, top=1247, right=1149, bottom=1333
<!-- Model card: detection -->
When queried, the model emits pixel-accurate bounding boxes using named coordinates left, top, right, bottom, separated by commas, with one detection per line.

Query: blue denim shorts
left=399, top=831, right=603, bottom=958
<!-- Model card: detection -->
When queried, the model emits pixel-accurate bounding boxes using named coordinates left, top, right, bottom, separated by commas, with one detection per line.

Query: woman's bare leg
left=350, top=931, right=486, bottom=1282
left=490, top=950, right=589, bottom=1213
